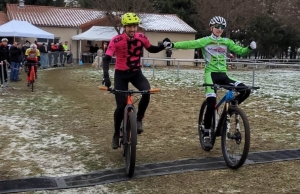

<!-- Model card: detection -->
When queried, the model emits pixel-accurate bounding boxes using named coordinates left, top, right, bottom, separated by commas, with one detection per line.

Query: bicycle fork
left=121, top=105, right=136, bottom=146
left=226, top=112, right=242, bottom=143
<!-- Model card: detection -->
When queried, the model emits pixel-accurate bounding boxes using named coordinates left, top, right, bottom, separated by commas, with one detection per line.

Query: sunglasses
left=214, top=24, right=226, bottom=30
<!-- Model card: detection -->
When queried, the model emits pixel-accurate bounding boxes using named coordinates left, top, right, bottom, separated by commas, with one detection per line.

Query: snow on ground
left=88, top=67, right=299, bottom=95
left=31, top=185, right=113, bottom=194
left=1, top=67, right=298, bottom=193
left=142, top=68, right=300, bottom=106
left=0, top=97, right=88, bottom=177
left=85, top=66, right=300, bottom=107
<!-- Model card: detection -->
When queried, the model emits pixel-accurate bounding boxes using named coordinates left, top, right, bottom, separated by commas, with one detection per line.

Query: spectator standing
left=9, top=41, right=22, bottom=81
left=97, top=46, right=104, bottom=68
left=166, top=49, right=172, bottom=66
left=22, top=41, right=30, bottom=57
left=89, top=44, right=94, bottom=53
left=62, top=41, right=69, bottom=65
left=39, top=43, right=48, bottom=69
left=58, top=42, right=64, bottom=66
left=51, top=42, right=59, bottom=66
left=34, top=40, right=40, bottom=49
left=103, top=42, right=108, bottom=53
left=194, top=51, right=199, bottom=66
left=47, top=42, right=52, bottom=65
left=94, top=44, right=99, bottom=53
left=0, top=38, right=10, bottom=84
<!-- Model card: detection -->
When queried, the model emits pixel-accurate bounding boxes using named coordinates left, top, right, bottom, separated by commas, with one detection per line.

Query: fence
left=140, top=57, right=300, bottom=87
left=0, top=61, right=14, bottom=94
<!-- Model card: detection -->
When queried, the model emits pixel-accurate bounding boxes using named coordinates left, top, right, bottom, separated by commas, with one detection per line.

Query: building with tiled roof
left=0, top=11, right=8, bottom=25
left=2, top=3, right=197, bottom=64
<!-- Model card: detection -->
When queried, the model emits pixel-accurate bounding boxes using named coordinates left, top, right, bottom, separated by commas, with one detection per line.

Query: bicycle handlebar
left=202, top=83, right=260, bottom=90
left=99, top=86, right=161, bottom=94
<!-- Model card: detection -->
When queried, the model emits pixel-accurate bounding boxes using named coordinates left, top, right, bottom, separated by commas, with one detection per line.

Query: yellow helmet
left=121, top=12, right=140, bottom=26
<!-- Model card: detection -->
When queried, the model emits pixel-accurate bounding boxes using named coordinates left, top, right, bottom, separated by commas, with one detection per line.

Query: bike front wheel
left=31, top=80, right=34, bottom=92
left=124, top=111, right=137, bottom=177
left=221, top=106, right=250, bottom=169
left=30, top=68, right=35, bottom=92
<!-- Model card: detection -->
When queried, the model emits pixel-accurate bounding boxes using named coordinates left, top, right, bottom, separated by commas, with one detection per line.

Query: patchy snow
left=141, top=68, right=300, bottom=106
left=0, top=115, right=87, bottom=177
left=79, top=66, right=300, bottom=107
left=1, top=66, right=297, bottom=193
left=32, top=185, right=113, bottom=194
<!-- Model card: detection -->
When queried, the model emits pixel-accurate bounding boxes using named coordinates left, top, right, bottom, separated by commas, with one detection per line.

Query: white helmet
left=30, top=43, right=37, bottom=48
left=1, top=38, right=8, bottom=42
left=209, top=16, right=226, bottom=27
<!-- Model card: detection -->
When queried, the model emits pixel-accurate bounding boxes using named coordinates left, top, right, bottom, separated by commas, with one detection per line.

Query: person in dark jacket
left=51, top=42, right=59, bottom=66
left=39, top=43, right=48, bottom=69
left=0, top=38, right=10, bottom=84
left=9, top=42, right=22, bottom=81
left=194, top=51, right=199, bottom=66
left=22, top=42, right=30, bottom=63
left=22, top=41, right=30, bottom=54
left=47, top=42, right=52, bottom=66
left=166, top=49, right=172, bottom=66
left=58, top=42, right=65, bottom=65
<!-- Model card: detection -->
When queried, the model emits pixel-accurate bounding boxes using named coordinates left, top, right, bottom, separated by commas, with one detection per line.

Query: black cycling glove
left=102, top=73, right=111, bottom=88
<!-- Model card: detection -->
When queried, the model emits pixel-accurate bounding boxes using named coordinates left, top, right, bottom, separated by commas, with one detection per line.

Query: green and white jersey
left=173, top=34, right=251, bottom=72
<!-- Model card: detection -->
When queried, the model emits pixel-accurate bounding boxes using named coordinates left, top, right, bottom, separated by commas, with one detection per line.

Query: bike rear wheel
left=198, top=100, right=216, bottom=151
left=31, top=80, right=34, bottom=92
left=30, top=68, right=35, bottom=92
left=221, top=106, right=250, bottom=169
left=124, top=111, right=137, bottom=177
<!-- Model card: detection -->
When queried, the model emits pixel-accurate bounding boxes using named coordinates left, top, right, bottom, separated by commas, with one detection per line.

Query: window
left=37, top=37, right=60, bottom=44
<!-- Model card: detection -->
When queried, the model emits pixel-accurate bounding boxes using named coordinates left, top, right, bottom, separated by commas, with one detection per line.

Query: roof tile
left=7, top=4, right=104, bottom=27
left=139, top=13, right=196, bottom=33
left=6, top=4, right=196, bottom=33
left=0, top=11, right=8, bottom=25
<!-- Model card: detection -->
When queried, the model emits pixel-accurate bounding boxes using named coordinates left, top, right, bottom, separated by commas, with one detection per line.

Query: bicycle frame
left=214, top=90, right=235, bottom=136
left=205, top=83, right=259, bottom=137
left=122, top=93, right=137, bottom=145
left=99, top=86, right=161, bottom=144
left=30, top=65, right=35, bottom=82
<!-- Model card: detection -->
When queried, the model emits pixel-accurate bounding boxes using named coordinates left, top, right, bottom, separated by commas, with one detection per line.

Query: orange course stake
left=149, top=88, right=161, bottom=93
left=99, top=86, right=109, bottom=90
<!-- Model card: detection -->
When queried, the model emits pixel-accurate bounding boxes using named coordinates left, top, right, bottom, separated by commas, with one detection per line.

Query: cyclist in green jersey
left=163, top=16, right=257, bottom=148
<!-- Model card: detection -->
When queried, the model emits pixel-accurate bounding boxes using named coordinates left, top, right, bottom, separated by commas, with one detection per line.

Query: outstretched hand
left=102, top=75, right=111, bottom=88
left=162, top=38, right=173, bottom=49
left=249, top=41, right=257, bottom=50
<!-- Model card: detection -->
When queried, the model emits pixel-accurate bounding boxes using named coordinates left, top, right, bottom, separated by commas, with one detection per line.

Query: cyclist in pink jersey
left=102, top=12, right=170, bottom=149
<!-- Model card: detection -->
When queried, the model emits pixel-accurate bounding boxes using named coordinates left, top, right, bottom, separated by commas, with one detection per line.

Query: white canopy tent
left=72, top=26, right=119, bottom=41
left=0, top=20, right=54, bottom=39
left=72, top=26, right=120, bottom=60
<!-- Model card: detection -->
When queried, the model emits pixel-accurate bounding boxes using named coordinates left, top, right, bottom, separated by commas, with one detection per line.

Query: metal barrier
left=39, top=51, right=116, bottom=69
left=41, top=51, right=75, bottom=68
left=0, top=61, right=14, bottom=94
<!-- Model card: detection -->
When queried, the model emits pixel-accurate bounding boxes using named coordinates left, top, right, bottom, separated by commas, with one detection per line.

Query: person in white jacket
left=96, top=47, right=103, bottom=68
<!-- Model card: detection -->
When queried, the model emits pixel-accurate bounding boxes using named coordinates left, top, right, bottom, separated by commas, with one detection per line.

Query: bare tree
left=194, top=0, right=261, bottom=37
left=87, top=0, right=157, bottom=34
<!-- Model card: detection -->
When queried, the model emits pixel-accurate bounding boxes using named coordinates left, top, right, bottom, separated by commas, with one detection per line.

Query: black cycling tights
left=113, top=69, right=150, bottom=135
left=204, top=72, right=251, bottom=129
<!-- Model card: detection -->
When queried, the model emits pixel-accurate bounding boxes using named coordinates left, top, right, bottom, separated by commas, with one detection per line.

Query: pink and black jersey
left=105, top=33, right=151, bottom=71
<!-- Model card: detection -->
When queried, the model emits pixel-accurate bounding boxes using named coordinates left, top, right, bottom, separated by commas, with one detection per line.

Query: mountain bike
left=99, top=86, right=161, bottom=177
left=198, top=83, right=260, bottom=169
left=27, top=63, right=37, bottom=92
